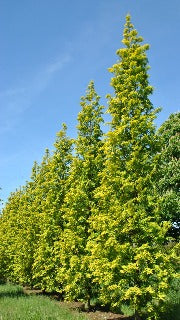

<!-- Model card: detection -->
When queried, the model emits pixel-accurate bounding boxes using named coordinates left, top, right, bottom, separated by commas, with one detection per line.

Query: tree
left=87, top=15, right=176, bottom=319
left=0, top=188, right=3, bottom=213
left=0, top=188, right=30, bottom=284
left=0, top=161, right=43, bottom=286
left=157, top=112, right=180, bottom=240
left=57, top=81, right=104, bottom=306
left=32, top=124, right=73, bottom=292
left=0, top=126, right=73, bottom=290
left=14, top=161, right=43, bottom=287
left=0, top=190, right=21, bottom=283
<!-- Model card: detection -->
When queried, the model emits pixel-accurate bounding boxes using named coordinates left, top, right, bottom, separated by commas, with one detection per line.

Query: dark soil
left=23, top=287, right=135, bottom=320
left=85, top=311, right=133, bottom=320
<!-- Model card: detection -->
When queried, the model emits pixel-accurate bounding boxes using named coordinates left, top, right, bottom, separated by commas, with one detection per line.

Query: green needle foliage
left=57, top=81, right=104, bottom=305
left=157, top=112, right=180, bottom=240
left=87, top=15, right=177, bottom=319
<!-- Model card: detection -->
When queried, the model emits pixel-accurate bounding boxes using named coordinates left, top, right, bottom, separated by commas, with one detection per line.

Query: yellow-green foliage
left=0, top=15, right=178, bottom=320
left=32, top=125, right=73, bottom=292
left=87, top=15, right=178, bottom=319
left=57, top=81, right=104, bottom=303
left=0, top=186, right=39, bottom=285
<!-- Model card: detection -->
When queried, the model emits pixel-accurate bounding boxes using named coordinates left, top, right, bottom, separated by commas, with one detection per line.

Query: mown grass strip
left=0, top=284, right=87, bottom=320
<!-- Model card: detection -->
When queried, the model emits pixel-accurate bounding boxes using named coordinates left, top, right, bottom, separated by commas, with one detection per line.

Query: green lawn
left=0, top=284, right=87, bottom=320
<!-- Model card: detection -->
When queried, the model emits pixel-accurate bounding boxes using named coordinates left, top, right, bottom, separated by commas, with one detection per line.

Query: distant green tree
left=57, top=81, right=104, bottom=306
left=87, top=15, right=176, bottom=320
left=157, top=112, right=180, bottom=240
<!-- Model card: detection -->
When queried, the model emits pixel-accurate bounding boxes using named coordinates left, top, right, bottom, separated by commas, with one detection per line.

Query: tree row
left=0, top=15, right=179, bottom=320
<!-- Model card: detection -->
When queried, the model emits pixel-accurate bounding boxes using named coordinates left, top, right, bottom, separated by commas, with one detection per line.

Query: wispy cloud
left=0, top=54, right=71, bottom=134
left=46, top=55, right=70, bottom=74
left=28, top=54, right=71, bottom=94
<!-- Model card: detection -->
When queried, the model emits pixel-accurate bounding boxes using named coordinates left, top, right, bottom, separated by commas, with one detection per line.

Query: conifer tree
left=88, top=15, right=176, bottom=319
left=32, top=124, right=73, bottom=292
left=58, top=81, right=104, bottom=306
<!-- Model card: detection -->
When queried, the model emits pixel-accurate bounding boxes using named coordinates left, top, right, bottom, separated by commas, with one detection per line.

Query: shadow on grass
left=0, top=284, right=26, bottom=299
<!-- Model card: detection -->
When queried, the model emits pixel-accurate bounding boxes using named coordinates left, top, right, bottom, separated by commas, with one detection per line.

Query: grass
left=0, top=284, right=87, bottom=320
left=0, top=282, right=179, bottom=320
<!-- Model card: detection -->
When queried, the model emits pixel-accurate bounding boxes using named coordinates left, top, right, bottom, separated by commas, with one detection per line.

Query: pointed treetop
left=31, top=161, right=39, bottom=181
left=107, top=14, right=156, bottom=130
left=77, top=80, right=103, bottom=136
left=42, top=148, right=50, bottom=165
left=55, top=123, right=67, bottom=140
left=80, top=80, right=98, bottom=103
left=122, top=14, right=144, bottom=48
left=54, top=122, right=73, bottom=155
left=74, top=80, right=104, bottom=158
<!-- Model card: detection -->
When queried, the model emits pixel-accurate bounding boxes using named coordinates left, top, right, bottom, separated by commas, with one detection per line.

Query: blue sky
left=0, top=0, right=180, bottom=205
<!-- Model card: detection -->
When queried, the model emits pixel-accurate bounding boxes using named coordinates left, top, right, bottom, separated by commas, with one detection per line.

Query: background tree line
left=0, top=15, right=179, bottom=320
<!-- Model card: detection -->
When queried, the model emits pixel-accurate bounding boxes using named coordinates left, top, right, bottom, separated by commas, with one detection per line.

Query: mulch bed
left=86, top=311, right=133, bottom=320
